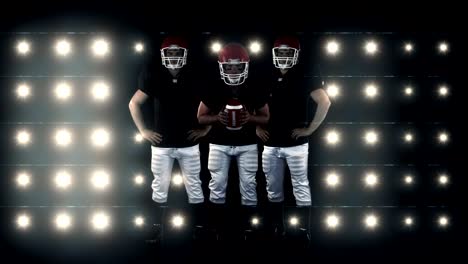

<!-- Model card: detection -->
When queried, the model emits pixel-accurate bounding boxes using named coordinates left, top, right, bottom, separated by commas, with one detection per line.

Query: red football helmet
left=218, top=43, right=250, bottom=85
left=160, top=36, right=188, bottom=69
left=272, top=36, right=300, bottom=69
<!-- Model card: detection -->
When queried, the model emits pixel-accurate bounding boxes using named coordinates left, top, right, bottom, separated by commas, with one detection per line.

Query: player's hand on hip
left=291, top=128, right=312, bottom=140
left=256, top=126, right=270, bottom=142
left=141, top=129, right=163, bottom=145
left=187, top=127, right=210, bottom=142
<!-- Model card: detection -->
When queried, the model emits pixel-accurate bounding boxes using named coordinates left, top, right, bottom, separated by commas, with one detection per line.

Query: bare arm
left=187, top=125, right=212, bottom=142
left=307, top=88, right=331, bottom=132
left=291, top=88, right=331, bottom=139
left=256, top=125, right=270, bottom=142
left=197, top=101, right=227, bottom=125
left=252, top=104, right=271, bottom=142
left=128, top=90, right=162, bottom=144
left=129, top=90, right=149, bottom=133
left=242, top=103, right=270, bottom=125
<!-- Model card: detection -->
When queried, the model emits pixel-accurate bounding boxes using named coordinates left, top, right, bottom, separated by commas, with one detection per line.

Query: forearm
left=198, top=114, right=218, bottom=125
left=129, top=103, right=149, bottom=133
left=307, top=101, right=331, bottom=131
left=200, top=125, right=212, bottom=132
left=249, top=113, right=269, bottom=125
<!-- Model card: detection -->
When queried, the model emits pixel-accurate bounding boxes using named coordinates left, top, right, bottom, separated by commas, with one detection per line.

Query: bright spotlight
left=17, top=40, right=31, bottom=55
left=325, top=130, right=340, bottom=146
left=403, top=174, right=414, bottom=186
left=326, top=83, right=340, bottom=98
left=16, top=172, right=31, bottom=188
left=91, top=81, right=110, bottom=101
left=55, top=129, right=72, bottom=147
left=55, top=213, right=72, bottom=231
left=134, top=133, right=144, bottom=143
left=54, top=82, right=72, bottom=101
left=251, top=217, right=260, bottom=226
left=404, top=132, right=414, bottom=143
left=364, top=214, right=378, bottom=229
left=438, top=215, right=449, bottom=228
left=211, top=42, right=222, bottom=53
left=364, top=172, right=379, bottom=188
left=134, top=174, right=145, bottom=185
left=249, top=41, right=261, bottom=53
left=325, top=40, right=340, bottom=55
left=91, top=212, right=110, bottom=231
left=171, top=215, right=184, bottom=228
left=55, top=39, right=71, bottom=56
left=92, top=39, right=110, bottom=57
left=364, top=41, right=378, bottom=55
left=54, top=170, right=72, bottom=189
left=16, top=83, right=31, bottom=99
left=172, top=174, right=183, bottom=186
left=134, top=42, right=144, bottom=53
left=325, top=172, right=341, bottom=188
left=438, top=42, right=449, bottom=54
left=438, top=174, right=449, bottom=186
left=134, top=216, right=145, bottom=227
left=438, top=85, right=449, bottom=98
left=437, top=132, right=449, bottom=144
left=16, top=214, right=31, bottom=229
left=364, top=130, right=379, bottom=146
left=404, top=43, right=414, bottom=53
left=364, top=84, right=379, bottom=99
left=91, top=128, right=110, bottom=148
left=325, top=214, right=340, bottom=230
left=289, top=216, right=299, bottom=227
left=404, top=216, right=414, bottom=227
left=16, top=130, right=31, bottom=146
left=90, top=170, right=110, bottom=190
left=404, top=86, right=414, bottom=97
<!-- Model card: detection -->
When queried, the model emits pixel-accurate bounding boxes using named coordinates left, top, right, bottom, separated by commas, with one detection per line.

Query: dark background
left=0, top=3, right=466, bottom=263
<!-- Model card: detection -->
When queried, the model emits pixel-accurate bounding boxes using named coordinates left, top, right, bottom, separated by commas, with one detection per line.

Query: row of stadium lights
left=13, top=211, right=450, bottom=232
left=14, top=128, right=111, bottom=148
left=12, top=128, right=451, bottom=147
left=13, top=82, right=450, bottom=102
left=15, top=82, right=110, bottom=101
left=16, top=39, right=117, bottom=57
left=13, top=170, right=450, bottom=190
left=318, top=129, right=450, bottom=146
left=14, top=39, right=450, bottom=57
left=212, top=40, right=450, bottom=56
left=325, top=83, right=450, bottom=99
left=14, top=170, right=153, bottom=190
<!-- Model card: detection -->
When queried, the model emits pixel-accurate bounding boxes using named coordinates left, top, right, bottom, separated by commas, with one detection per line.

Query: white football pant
left=262, top=143, right=311, bottom=206
left=151, top=144, right=204, bottom=204
left=208, top=143, right=258, bottom=206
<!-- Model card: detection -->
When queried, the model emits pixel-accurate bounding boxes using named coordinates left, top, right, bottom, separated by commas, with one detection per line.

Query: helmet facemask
left=272, top=46, right=299, bottom=69
left=161, top=45, right=187, bottom=69
left=218, top=59, right=249, bottom=85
